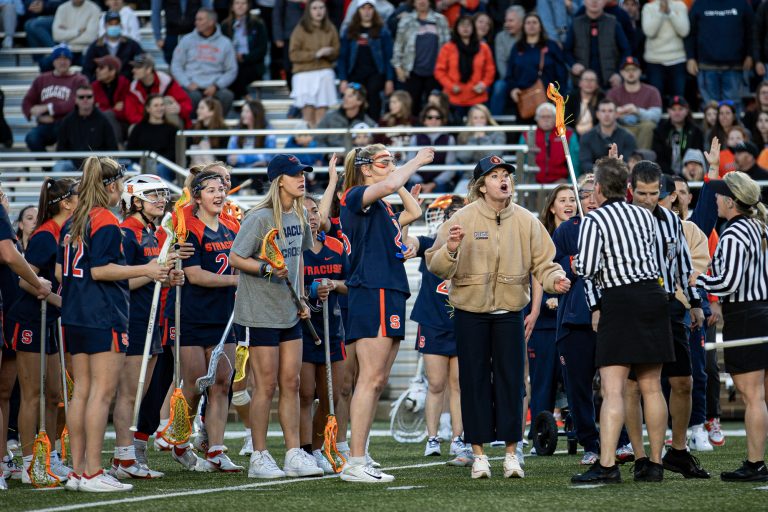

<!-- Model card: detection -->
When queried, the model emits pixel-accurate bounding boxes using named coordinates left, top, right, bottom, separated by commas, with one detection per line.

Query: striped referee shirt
left=576, top=199, right=663, bottom=310
left=652, top=205, right=700, bottom=307
left=696, top=216, right=768, bottom=303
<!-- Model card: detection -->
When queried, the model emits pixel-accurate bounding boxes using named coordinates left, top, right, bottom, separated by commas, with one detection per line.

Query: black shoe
left=632, top=457, right=663, bottom=482
left=721, top=460, right=768, bottom=482
left=571, top=462, right=622, bottom=485
left=662, top=448, right=710, bottom=479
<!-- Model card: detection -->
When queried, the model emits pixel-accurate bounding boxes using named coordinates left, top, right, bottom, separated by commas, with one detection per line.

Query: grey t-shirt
left=231, top=207, right=313, bottom=328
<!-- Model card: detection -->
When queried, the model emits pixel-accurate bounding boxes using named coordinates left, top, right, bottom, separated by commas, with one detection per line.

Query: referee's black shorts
left=662, top=299, right=692, bottom=378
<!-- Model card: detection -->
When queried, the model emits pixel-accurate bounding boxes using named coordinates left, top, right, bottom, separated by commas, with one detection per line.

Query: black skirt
left=595, top=280, right=674, bottom=367
left=722, top=301, right=768, bottom=374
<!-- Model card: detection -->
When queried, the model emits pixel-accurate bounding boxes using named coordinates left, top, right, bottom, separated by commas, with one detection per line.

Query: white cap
left=356, top=0, right=376, bottom=9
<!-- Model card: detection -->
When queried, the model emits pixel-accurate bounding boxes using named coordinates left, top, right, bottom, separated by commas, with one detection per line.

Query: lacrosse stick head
left=323, top=415, right=345, bottom=473
left=30, top=431, right=59, bottom=488
left=546, top=82, right=569, bottom=138
left=159, top=388, right=191, bottom=445
left=390, top=386, right=428, bottom=444
left=425, top=195, right=465, bottom=235
left=60, top=427, right=70, bottom=466
left=65, top=370, right=74, bottom=402
left=260, top=228, right=286, bottom=269
left=174, top=187, right=191, bottom=244
left=233, top=344, right=249, bottom=383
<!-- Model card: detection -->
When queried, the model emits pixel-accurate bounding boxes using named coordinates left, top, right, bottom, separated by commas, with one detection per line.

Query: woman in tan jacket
left=289, top=0, right=340, bottom=127
left=426, top=155, right=570, bottom=480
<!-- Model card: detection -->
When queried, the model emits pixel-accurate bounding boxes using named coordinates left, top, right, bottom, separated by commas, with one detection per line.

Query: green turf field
left=4, top=422, right=767, bottom=512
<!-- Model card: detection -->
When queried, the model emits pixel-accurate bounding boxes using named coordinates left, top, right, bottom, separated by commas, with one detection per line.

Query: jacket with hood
left=426, top=198, right=566, bottom=313
left=171, top=26, right=238, bottom=90
left=125, top=70, right=193, bottom=127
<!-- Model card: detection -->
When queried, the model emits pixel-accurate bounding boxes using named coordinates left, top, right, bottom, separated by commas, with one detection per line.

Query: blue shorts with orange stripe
left=62, top=325, right=128, bottom=355
left=127, top=320, right=162, bottom=357
left=345, top=287, right=407, bottom=343
left=9, top=321, right=58, bottom=354
left=415, top=324, right=456, bottom=357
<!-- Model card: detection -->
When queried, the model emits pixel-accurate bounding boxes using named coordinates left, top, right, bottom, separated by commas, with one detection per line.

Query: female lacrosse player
left=230, top=155, right=319, bottom=479
left=338, top=143, right=433, bottom=483
left=8, top=178, right=77, bottom=485
left=175, top=171, right=241, bottom=473
left=299, top=195, right=348, bottom=474
left=57, top=157, right=168, bottom=492
left=407, top=195, right=467, bottom=463
left=109, top=175, right=183, bottom=481
left=691, top=172, right=768, bottom=482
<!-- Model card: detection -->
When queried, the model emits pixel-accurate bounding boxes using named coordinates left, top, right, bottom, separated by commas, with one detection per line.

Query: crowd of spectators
left=4, top=0, right=768, bottom=196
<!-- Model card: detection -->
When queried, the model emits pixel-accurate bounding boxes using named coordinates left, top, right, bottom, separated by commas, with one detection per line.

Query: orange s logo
left=21, top=330, right=33, bottom=345
left=389, top=315, right=401, bottom=329
left=169, top=327, right=176, bottom=341
left=121, top=333, right=129, bottom=347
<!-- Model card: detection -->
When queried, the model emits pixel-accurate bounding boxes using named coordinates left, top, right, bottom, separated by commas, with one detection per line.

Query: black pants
left=403, top=73, right=439, bottom=118
left=704, top=322, right=721, bottom=418
left=348, top=71, right=386, bottom=121
left=137, top=345, right=174, bottom=436
left=455, top=308, right=525, bottom=445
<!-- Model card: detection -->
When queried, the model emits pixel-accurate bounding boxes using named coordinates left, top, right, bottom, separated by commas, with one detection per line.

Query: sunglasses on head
left=347, top=82, right=363, bottom=91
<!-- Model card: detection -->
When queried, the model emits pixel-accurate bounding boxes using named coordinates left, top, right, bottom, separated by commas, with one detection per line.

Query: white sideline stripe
left=26, top=458, right=496, bottom=512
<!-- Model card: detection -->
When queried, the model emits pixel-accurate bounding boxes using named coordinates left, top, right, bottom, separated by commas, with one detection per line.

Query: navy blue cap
left=659, top=174, right=676, bottom=200
left=267, top=154, right=312, bottom=182
left=51, top=44, right=73, bottom=61
left=473, top=155, right=515, bottom=181
left=620, top=56, right=640, bottom=70
left=733, top=141, right=760, bottom=159
left=104, top=10, right=121, bottom=23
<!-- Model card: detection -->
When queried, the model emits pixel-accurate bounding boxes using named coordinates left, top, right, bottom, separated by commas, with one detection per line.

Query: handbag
left=516, top=48, right=548, bottom=120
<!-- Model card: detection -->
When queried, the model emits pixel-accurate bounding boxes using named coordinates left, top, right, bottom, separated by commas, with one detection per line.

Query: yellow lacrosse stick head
left=260, top=229, right=286, bottom=270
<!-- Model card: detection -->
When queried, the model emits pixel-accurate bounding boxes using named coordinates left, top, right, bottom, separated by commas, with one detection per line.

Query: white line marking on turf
left=569, top=484, right=605, bottom=489
left=755, top=486, right=768, bottom=491
left=388, top=485, right=426, bottom=490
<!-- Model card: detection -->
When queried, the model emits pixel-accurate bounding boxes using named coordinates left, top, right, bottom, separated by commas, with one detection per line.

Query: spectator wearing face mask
left=82, top=11, right=144, bottom=82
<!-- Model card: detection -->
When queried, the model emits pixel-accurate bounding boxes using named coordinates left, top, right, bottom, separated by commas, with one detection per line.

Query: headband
left=102, top=164, right=126, bottom=186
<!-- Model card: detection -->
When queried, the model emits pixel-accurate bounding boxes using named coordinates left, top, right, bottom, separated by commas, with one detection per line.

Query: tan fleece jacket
left=425, top=199, right=566, bottom=313
left=674, top=219, right=710, bottom=308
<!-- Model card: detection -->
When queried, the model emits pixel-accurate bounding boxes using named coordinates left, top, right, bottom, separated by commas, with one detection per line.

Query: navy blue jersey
left=552, top=217, right=591, bottom=341
left=303, top=235, right=348, bottom=344
left=339, top=186, right=409, bottom=295
left=8, top=219, right=62, bottom=325
left=330, top=216, right=349, bottom=311
left=0, top=205, right=18, bottom=341
left=58, top=208, right=129, bottom=331
left=410, top=235, right=453, bottom=332
left=181, top=214, right=238, bottom=326
left=121, top=216, right=162, bottom=327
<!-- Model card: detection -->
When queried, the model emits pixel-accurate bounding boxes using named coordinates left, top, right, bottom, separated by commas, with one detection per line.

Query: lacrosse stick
left=56, top=319, right=71, bottom=464
left=705, top=336, right=768, bottom=351
left=195, top=313, right=235, bottom=394
left=130, top=213, right=176, bottom=431
left=389, top=354, right=428, bottom=443
left=233, top=343, right=249, bottom=383
left=30, top=301, right=59, bottom=488
left=159, top=191, right=192, bottom=445
left=227, top=178, right=253, bottom=195
left=260, top=228, right=321, bottom=345
left=321, top=279, right=345, bottom=472
left=547, top=83, right=583, bottom=218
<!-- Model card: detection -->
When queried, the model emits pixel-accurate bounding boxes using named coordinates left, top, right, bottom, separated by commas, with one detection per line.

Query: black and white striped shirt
left=696, top=216, right=768, bottom=303
left=576, top=199, right=662, bottom=310
left=652, top=205, right=700, bottom=306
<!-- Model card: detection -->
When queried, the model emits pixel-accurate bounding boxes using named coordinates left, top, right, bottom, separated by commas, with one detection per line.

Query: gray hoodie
left=171, top=25, right=238, bottom=90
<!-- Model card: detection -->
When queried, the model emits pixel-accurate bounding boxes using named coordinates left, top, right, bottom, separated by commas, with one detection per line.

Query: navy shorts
left=247, top=322, right=303, bottom=347
left=302, top=333, right=345, bottom=364
left=127, top=321, right=163, bottom=357
left=8, top=321, right=58, bottom=355
left=233, top=323, right=247, bottom=343
left=180, top=323, right=235, bottom=348
left=62, top=325, right=128, bottom=355
left=346, top=288, right=407, bottom=342
left=415, top=324, right=456, bottom=357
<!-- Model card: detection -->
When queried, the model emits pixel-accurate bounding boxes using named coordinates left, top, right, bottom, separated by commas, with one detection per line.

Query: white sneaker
left=424, top=436, right=441, bottom=457
left=49, top=455, right=71, bottom=482
left=366, top=453, right=381, bottom=469
left=239, top=435, right=254, bottom=456
left=471, top=454, right=491, bottom=479
left=580, top=451, right=599, bottom=465
left=172, top=446, right=210, bottom=472
left=192, top=426, right=209, bottom=454
left=689, top=424, right=714, bottom=452
left=0, top=475, right=6, bottom=490
left=79, top=471, right=133, bottom=492
left=284, top=448, right=323, bottom=477
left=515, top=444, right=525, bottom=467
left=21, top=463, right=31, bottom=484
left=7, top=439, right=19, bottom=452
left=705, top=417, right=725, bottom=446
left=248, top=450, right=286, bottom=479
left=111, top=459, right=151, bottom=479
left=449, top=436, right=465, bottom=456
left=64, top=472, right=80, bottom=491
left=340, top=462, right=394, bottom=483
left=503, top=453, right=524, bottom=478
left=313, top=449, right=335, bottom=474
left=2, top=457, right=22, bottom=480
left=447, top=447, right=474, bottom=467
left=207, top=451, right=244, bottom=473
left=154, top=436, right=172, bottom=451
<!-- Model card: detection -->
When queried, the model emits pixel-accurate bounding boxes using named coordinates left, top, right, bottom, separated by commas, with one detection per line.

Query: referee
left=571, top=157, right=674, bottom=485
left=692, top=171, right=768, bottom=482
left=625, top=164, right=709, bottom=481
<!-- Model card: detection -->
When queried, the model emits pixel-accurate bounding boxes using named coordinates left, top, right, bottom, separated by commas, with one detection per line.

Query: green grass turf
left=4, top=422, right=768, bottom=512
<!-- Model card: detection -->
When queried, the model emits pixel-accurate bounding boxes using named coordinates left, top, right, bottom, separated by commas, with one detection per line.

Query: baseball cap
left=356, top=0, right=375, bottom=8
left=51, top=44, right=73, bottom=61
left=683, top=149, right=706, bottom=168
left=130, top=53, right=155, bottom=68
left=94, top=55, right=122, bottom=73
left=659, top=174, right=676, bottom=200
left=267, top=154, right=312, bottom=182
left=473, top=155, right=515, bottom=181
left=620, top=56, right=640, bottom=70
left=732, top=141, right=760, bottom=159
left=351, top=122, right=371, bottom=134
left=104, top=10, right=121, bottom=23
left=708, top=178, right=736, bottom=200
left=669, top=95, right=688, bottom=108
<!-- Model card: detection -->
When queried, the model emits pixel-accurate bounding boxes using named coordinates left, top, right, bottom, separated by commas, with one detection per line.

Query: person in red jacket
left=433, top=15, right=495, bottom=118
left=124, top=53, right=192, bottom=128
left=91, top=55, right=131, bottom=142
left=522, top=102, right=581, bottom=184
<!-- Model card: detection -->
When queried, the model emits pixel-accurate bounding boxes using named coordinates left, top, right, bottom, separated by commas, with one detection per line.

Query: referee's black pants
left=455, top=309, right=526, bottom=445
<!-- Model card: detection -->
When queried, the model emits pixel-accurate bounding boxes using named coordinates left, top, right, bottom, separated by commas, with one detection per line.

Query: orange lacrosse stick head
left=174, top=187, right=191, bottom=244
left=223, top=200, right=243, bottom=222
left=323, top=415, right=345, bottom=473
left=260, top=228, right=286, bottom=270
left=546, top=82, right=568, bottom=138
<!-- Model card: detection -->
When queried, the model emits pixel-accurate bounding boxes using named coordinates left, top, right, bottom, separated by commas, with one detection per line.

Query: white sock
left=208, top=445, right=225, bottom=455
left=243, top=428, right=251, bottom=437
left=336, top=441, right=349, bottom=451
left=115, top=445, right=135, bottom=461
left=349, top=456, right=366, bottom=466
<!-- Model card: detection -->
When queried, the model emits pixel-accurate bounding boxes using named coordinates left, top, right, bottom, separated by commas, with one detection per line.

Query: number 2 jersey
left=410, top=235, right=453, bottom=332
left=303, top=234, right=349, bottom=344
left=58, top=207, right=129, bottom=332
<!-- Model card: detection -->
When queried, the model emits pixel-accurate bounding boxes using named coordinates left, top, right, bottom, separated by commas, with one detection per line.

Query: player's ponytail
left=36, top=177, right=77, bottom=230
left=69, top=156, right=122, bottom=245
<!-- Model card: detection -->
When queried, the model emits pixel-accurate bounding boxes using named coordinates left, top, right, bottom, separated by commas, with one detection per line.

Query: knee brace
left=231, top=389, right=251, bottom=407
